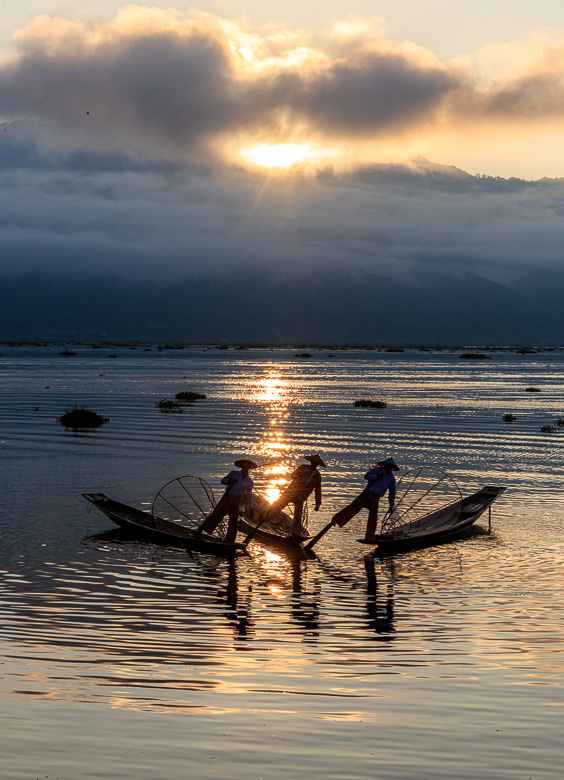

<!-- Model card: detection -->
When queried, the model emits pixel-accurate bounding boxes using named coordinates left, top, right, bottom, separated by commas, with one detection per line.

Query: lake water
left=1, top=345, right=563, bottom=779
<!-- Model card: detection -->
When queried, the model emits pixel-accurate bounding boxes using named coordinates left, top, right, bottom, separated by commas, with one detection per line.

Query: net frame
left=152, top=475, right=222, bottom=535
left=380, top=466, right=462, bottom=537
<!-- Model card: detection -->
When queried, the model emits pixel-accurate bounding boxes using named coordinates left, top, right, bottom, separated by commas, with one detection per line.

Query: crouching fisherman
left=331, top=457, right=399, bottom=543
left=199, top=459, right=257, bottom=544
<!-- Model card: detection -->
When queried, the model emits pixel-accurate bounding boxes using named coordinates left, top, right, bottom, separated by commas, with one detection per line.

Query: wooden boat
left=370, top=485, right=506, bottom=556
left=238, top=493, right=314, bottom=556
left=83, top=493, right=247, bottom=557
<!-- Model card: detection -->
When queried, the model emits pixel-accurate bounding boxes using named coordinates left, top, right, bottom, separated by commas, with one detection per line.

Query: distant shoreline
left=1, top=340, right=562, bottom=353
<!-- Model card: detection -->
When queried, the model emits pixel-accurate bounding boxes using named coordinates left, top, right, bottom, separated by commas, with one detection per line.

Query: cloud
left=3, top=7, right=564, bottom=170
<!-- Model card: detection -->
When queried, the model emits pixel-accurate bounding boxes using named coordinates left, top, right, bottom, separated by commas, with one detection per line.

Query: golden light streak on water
left=251, top=368, right=298, bottom=501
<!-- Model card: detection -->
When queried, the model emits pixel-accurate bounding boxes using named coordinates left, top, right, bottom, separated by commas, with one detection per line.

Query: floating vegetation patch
left=295, top=352, right=312, bottom=357
left=540, top=417, right=564, bottom=432
left=503, top=414, right=517, bottom=423
left=175, top=391, right=207, bottom=402
left=57, top=405, right=109, bottom=429
left=525, top=386, right=541, bottom=392
left=460, top=352, right=489, bottom=359
left=155, top=398, right=184, bottom=413
left=59, top=348, right=77, bottom=356
left=354, top=399, right=388, bottom=409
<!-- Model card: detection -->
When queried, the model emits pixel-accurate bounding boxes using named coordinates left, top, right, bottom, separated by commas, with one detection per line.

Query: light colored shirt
left=221, top=470, right=254, bottom=507
left=364, top=467, right=396, bottom=509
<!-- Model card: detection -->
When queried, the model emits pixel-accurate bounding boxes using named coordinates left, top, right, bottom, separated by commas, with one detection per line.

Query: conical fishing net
left=380, top=467, right=462, bottom=537
left=152, top=475, right=225, bottom=537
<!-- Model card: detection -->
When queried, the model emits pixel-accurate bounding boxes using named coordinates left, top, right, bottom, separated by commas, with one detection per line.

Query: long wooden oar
left=304, top=519, right=335, bottom=550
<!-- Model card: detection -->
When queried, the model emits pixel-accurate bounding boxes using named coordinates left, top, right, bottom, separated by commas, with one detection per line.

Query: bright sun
left=244, top=143, right=314, bottom=169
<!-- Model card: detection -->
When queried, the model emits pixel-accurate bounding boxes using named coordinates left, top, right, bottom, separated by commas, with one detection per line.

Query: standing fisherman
left=269, top=454, right=326, bottom=536
left=199, top=459, right=257, bottom=544
left=330, top=457, right=399, bottom=543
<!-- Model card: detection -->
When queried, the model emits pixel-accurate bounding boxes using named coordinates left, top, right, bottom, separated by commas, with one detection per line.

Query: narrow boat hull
left=371, top=485, right=506, bottom=556
left=83, top=493, right=247, bottom=557
left=239, top=493, right=312, bottom=556
left=238, top=518, right=315, bottom=557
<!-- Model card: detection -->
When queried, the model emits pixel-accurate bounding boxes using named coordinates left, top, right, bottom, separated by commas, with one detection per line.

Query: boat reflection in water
left=209, top=548, right=395, bottom=645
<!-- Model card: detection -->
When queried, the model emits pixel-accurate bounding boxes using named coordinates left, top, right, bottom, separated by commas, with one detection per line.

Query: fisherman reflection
left=216, top=558, right=254, bottom=640
left=364, top=557, right=395, bottom=636
left=289, top=559, right=320, bottom=640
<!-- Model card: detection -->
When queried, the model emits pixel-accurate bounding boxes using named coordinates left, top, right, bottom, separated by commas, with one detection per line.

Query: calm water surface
left=1, top=346, right=563, bottom=779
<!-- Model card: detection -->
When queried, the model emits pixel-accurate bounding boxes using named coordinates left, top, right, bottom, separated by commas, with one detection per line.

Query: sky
left=1, top=2, right=564, bottom=342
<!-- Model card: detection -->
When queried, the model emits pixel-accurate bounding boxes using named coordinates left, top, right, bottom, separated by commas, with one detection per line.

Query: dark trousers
left=331, top=490, right=380, bottom=541
left=200, top=493, right=240, bottom=544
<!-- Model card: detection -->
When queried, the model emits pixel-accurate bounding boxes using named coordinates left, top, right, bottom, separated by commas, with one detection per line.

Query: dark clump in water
left=503, top=413, right=517, bottom=422
left=155, top=398, right=184, bottom=413
left=57, top=404, right=109, bottom=429
left=354, top=399, right=388, bottom=408
left=175, top=391, right=207, bottom=402
left=525, top=386, right=541, bottom=392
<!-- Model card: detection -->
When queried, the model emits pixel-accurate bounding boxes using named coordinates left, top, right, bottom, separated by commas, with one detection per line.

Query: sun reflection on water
left=250, top=369, right=299, bottom=502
